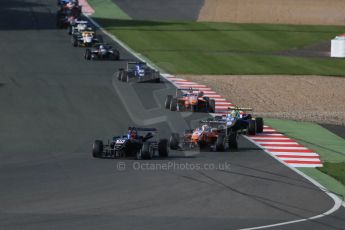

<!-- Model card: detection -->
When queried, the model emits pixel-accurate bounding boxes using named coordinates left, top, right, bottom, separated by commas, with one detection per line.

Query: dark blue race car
left=92, top=127, right=168, bottom=159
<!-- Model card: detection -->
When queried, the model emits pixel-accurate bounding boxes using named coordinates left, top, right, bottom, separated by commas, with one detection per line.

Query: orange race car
left=169, top=120, right=238, bottom=151
left=165, top=88, right=215, bottom=113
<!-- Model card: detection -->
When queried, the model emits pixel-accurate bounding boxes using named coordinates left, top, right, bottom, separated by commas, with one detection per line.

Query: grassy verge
left=87, top=0, right=131, bottom=19
left=92, top=17, right=345, bottom=75
left=266, top=119, right=345, bottom=198
left=319, top=162, right=345, bottom=185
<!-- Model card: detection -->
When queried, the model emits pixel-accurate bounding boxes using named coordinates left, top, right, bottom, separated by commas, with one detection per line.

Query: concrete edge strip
left=82, top=2, right=345, bottom=228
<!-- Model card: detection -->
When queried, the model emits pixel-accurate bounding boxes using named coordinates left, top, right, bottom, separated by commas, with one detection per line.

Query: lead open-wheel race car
left=92, top=127, right=169, bottom=159
left=165, top=88, right=215, bottom=113
left=115, top=62, right=161, bottom=83
left=215, top=106, right=264, bottom=135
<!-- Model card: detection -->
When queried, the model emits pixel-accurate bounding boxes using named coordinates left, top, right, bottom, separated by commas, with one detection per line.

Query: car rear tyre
left=72, top=37, right=78, bottom=47
left=68, top=26, right=72, bottom=35
left=165, top=95, right=173, bottom=109
left=92, top=140, right=103, bottom=158
left=215, top=134, right=225, bottom=151
left=170, top=98, right=178, bottom=111
left=209, top=99, right=216, bottom=113
left=191, top=105, right=197, bottom=112
left=158, top=139, right=169, bottom=157
left=256, top=117, right=264, bottom=133
left=117, top=69, right=124, bottom=80
left=169, top=133, right=180, bottom=150
left=121, top=71, right=128, bottom=82
left=141, top=142, right=153, bottom=159
left=85, top=49, right=91, bottom=60
left=247, top=120, right=257, bottom=136
left=228, top=132, right=238, bottom=150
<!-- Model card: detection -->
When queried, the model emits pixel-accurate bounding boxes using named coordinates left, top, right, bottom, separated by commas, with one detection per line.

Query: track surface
left=0, top=0, right=344, bottom=229
left=112, top=0, right=204, bottom=21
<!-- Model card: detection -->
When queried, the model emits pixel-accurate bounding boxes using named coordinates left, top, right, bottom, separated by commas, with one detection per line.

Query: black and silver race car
left=92, top=127, right=168, bottom=159
left=85, top=44, right=120, bottom=61
left=116, top=62, right=161, bottom=83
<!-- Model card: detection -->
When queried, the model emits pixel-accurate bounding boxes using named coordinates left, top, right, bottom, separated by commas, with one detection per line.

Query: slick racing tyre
left=92, top=140, right=103, bottom=158
left=208, top=99, right=216, bottom=113
left=170, top=98, right=178, bottom=111
left=247, top=120, right=257, bottom=136
left=228, top=132, right=238, bottom=150
left=140, top=142, right=153, bottom=159
left=158, top=139, right=169, bottom=157
left=255, top=117, right=264, bottom=133
left=215, top=134, right=225, bottom=151
left=165, top=95, right=173, bottom=109
left=169, top=133, right=180, bottom=150
left=85, top=49, right=91, bottom=60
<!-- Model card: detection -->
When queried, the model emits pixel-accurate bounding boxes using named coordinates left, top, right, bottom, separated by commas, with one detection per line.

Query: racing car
left=56, top=9, right=79, bottom=29
left=71, top=30, right=103, bottom=47
left=216, top=106, right=264, bottom=135
left=116, top=62, right=161, bottom=83
left=165, top=88, right=215, bottom=113
left=169, top=120, right=238, bottom=151
left=169, top=107, right=263, bottom=151
left=68, top=20, right=92, bottom=35
left=92, top=127, right=169, bottom=159
left=85, top=44, right=120, bottom=61
left=57, top=0, right=79, bottom=6
left=56, top=3, right=81, bottom=28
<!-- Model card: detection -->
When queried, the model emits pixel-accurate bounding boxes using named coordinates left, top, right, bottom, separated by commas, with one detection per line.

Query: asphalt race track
left=0, top=0, right=345, bottom=229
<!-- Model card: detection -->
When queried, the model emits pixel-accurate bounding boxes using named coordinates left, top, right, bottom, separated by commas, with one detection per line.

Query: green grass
left=319, top=162, right=345, bottom=185
left=92, top=18, right=345, bottom=75
left=87, top=0, right=131, bottom=19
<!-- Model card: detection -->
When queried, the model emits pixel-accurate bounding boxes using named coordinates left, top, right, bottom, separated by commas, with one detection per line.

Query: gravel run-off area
left=182, top=75, right=345, bottom=125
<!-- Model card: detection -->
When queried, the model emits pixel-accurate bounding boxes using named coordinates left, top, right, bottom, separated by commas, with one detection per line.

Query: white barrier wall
left=331, top=36, right=345, bottom=58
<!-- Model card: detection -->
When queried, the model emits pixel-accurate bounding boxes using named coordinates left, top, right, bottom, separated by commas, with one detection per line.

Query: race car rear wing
left=74, top=20, right=88, bottom=24
left=177, top=88, right=202, bottom=91
left=199, top=120, right=226, bottom=125
left=176, top=88, right=203, bottom=96
left=126, top=61, right=147, bottom=71
left=129, top=127, right=158, bottom=132
left=228, top=106, right=253, bottom=111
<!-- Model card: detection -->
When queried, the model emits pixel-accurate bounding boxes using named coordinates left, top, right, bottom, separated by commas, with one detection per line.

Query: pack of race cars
left=56, top=0, right=120, bottom=59
left=60, top=0, right=265, bottom=159
left=92, top=107, right=264, bottom=159
left=56, top=1, right=163, bottom=82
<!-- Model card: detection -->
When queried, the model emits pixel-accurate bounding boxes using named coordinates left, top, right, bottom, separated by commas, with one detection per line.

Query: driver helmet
left=198, top=91, right=204, bottom=97
left=127, top=129, right=137, bottom=139
left=231, top=110, right=239, bottom=118
left=201, top=124, right=209, bottom=131
left=99, top=45, right=104, bottom=49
